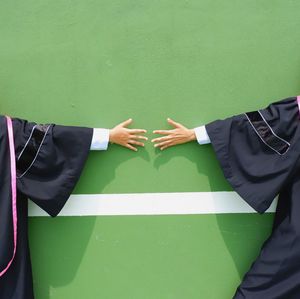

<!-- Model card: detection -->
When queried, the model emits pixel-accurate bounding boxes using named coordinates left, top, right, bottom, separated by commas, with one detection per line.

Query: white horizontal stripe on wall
left=28, top=192, right=277, bottom=217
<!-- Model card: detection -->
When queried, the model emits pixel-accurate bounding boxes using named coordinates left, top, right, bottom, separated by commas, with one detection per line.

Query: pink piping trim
left=0, top=116, right=17, bottom=277
left=297, top=96, right=300, bottom=118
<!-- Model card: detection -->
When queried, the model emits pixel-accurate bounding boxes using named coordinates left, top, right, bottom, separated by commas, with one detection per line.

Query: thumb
left=167, top=118, right=183, bottom=128
left=119, top=118, right=133, bottom=127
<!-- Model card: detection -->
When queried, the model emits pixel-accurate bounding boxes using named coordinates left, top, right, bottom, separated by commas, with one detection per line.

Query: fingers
left=127, top=129, right=148, bottom=147
left=152, top=130, right=172, bottom=135
left=151, top=136, right=171, bottom=143
left=130, top=135, right=148, bottom=141
left=154, top=140, right=172, bottom=149
left=151, top=128, right=173, bottom=147
left=128, top=129, right=147, bottom=134
left=167, top=118, right=183, bottom=128
left=160, top=144, right=172, bottom=150
left=121, top=137, right=145, bottom=151
left=129, top=140, right=145, bottom=147
left=153, top=118, right=184, bottom=135
left=125, top=143, right=138, bottom=152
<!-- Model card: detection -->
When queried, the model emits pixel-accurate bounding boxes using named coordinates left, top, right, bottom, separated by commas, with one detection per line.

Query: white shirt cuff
left=90, top=128, right=109, bottom=150
left=194, top=126, right=211, bottom=145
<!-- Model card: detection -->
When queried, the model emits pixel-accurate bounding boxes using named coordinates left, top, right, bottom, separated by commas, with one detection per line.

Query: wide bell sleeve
left=205, top=97, right=300, bottom=214
left=12, top=118, right=93, bottom=217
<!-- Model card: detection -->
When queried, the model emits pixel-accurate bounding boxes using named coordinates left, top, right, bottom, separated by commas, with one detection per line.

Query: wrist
left=109, top=129, right=115, bottom=144
left=188, top=129, right=196, bottom=142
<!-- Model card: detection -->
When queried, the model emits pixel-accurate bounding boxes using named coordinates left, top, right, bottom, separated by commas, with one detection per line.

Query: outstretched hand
left=152, top=118, right=196, bottom=150
left=109, top=119, right=147, bottom=151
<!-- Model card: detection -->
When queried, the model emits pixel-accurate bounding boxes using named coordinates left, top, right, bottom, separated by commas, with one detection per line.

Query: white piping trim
left=17, top=125, right=37, bottom=160
left=28, top=192, right=277, bottom=217
left=17, top=125, right=52, bottom=179
left=244, top=113, right=288, bottom=155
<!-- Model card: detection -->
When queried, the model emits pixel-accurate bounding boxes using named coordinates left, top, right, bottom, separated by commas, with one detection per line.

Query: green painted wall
left=1, top=0, right=300, bottom=298
left=30, top=215, right=273, bottom=299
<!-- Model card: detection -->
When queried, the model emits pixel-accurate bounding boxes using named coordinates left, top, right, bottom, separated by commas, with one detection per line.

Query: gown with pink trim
left=0, top=117, right=92, bottom=299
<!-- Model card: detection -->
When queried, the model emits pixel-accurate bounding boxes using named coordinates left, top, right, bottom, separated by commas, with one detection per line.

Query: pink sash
left=297, top=96, right=300, bottom=116
left=0, top=116, right=17, bottom=277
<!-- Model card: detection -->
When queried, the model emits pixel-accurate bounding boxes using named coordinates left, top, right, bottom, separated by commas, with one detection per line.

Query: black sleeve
left=205, top=97, right=300, bottom=214
left=12, top=119, right=93, bottom=217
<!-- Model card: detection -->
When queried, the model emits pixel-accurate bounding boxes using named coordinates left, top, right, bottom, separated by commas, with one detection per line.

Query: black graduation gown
left=0, top=117, right=93, bottom=299
left=205, top=96, right=300, bottom=298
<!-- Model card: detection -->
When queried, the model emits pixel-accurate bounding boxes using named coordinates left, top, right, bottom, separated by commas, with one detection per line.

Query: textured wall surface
left=1, top=1, right=300, bottom=298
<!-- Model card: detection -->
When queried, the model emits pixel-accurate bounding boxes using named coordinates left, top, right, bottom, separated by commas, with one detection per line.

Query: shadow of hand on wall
left=29, top=146, right=150, bottom=299
left=153, top=142, right=274, bottom=282
left=29, top=140, right=274, bottom=298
